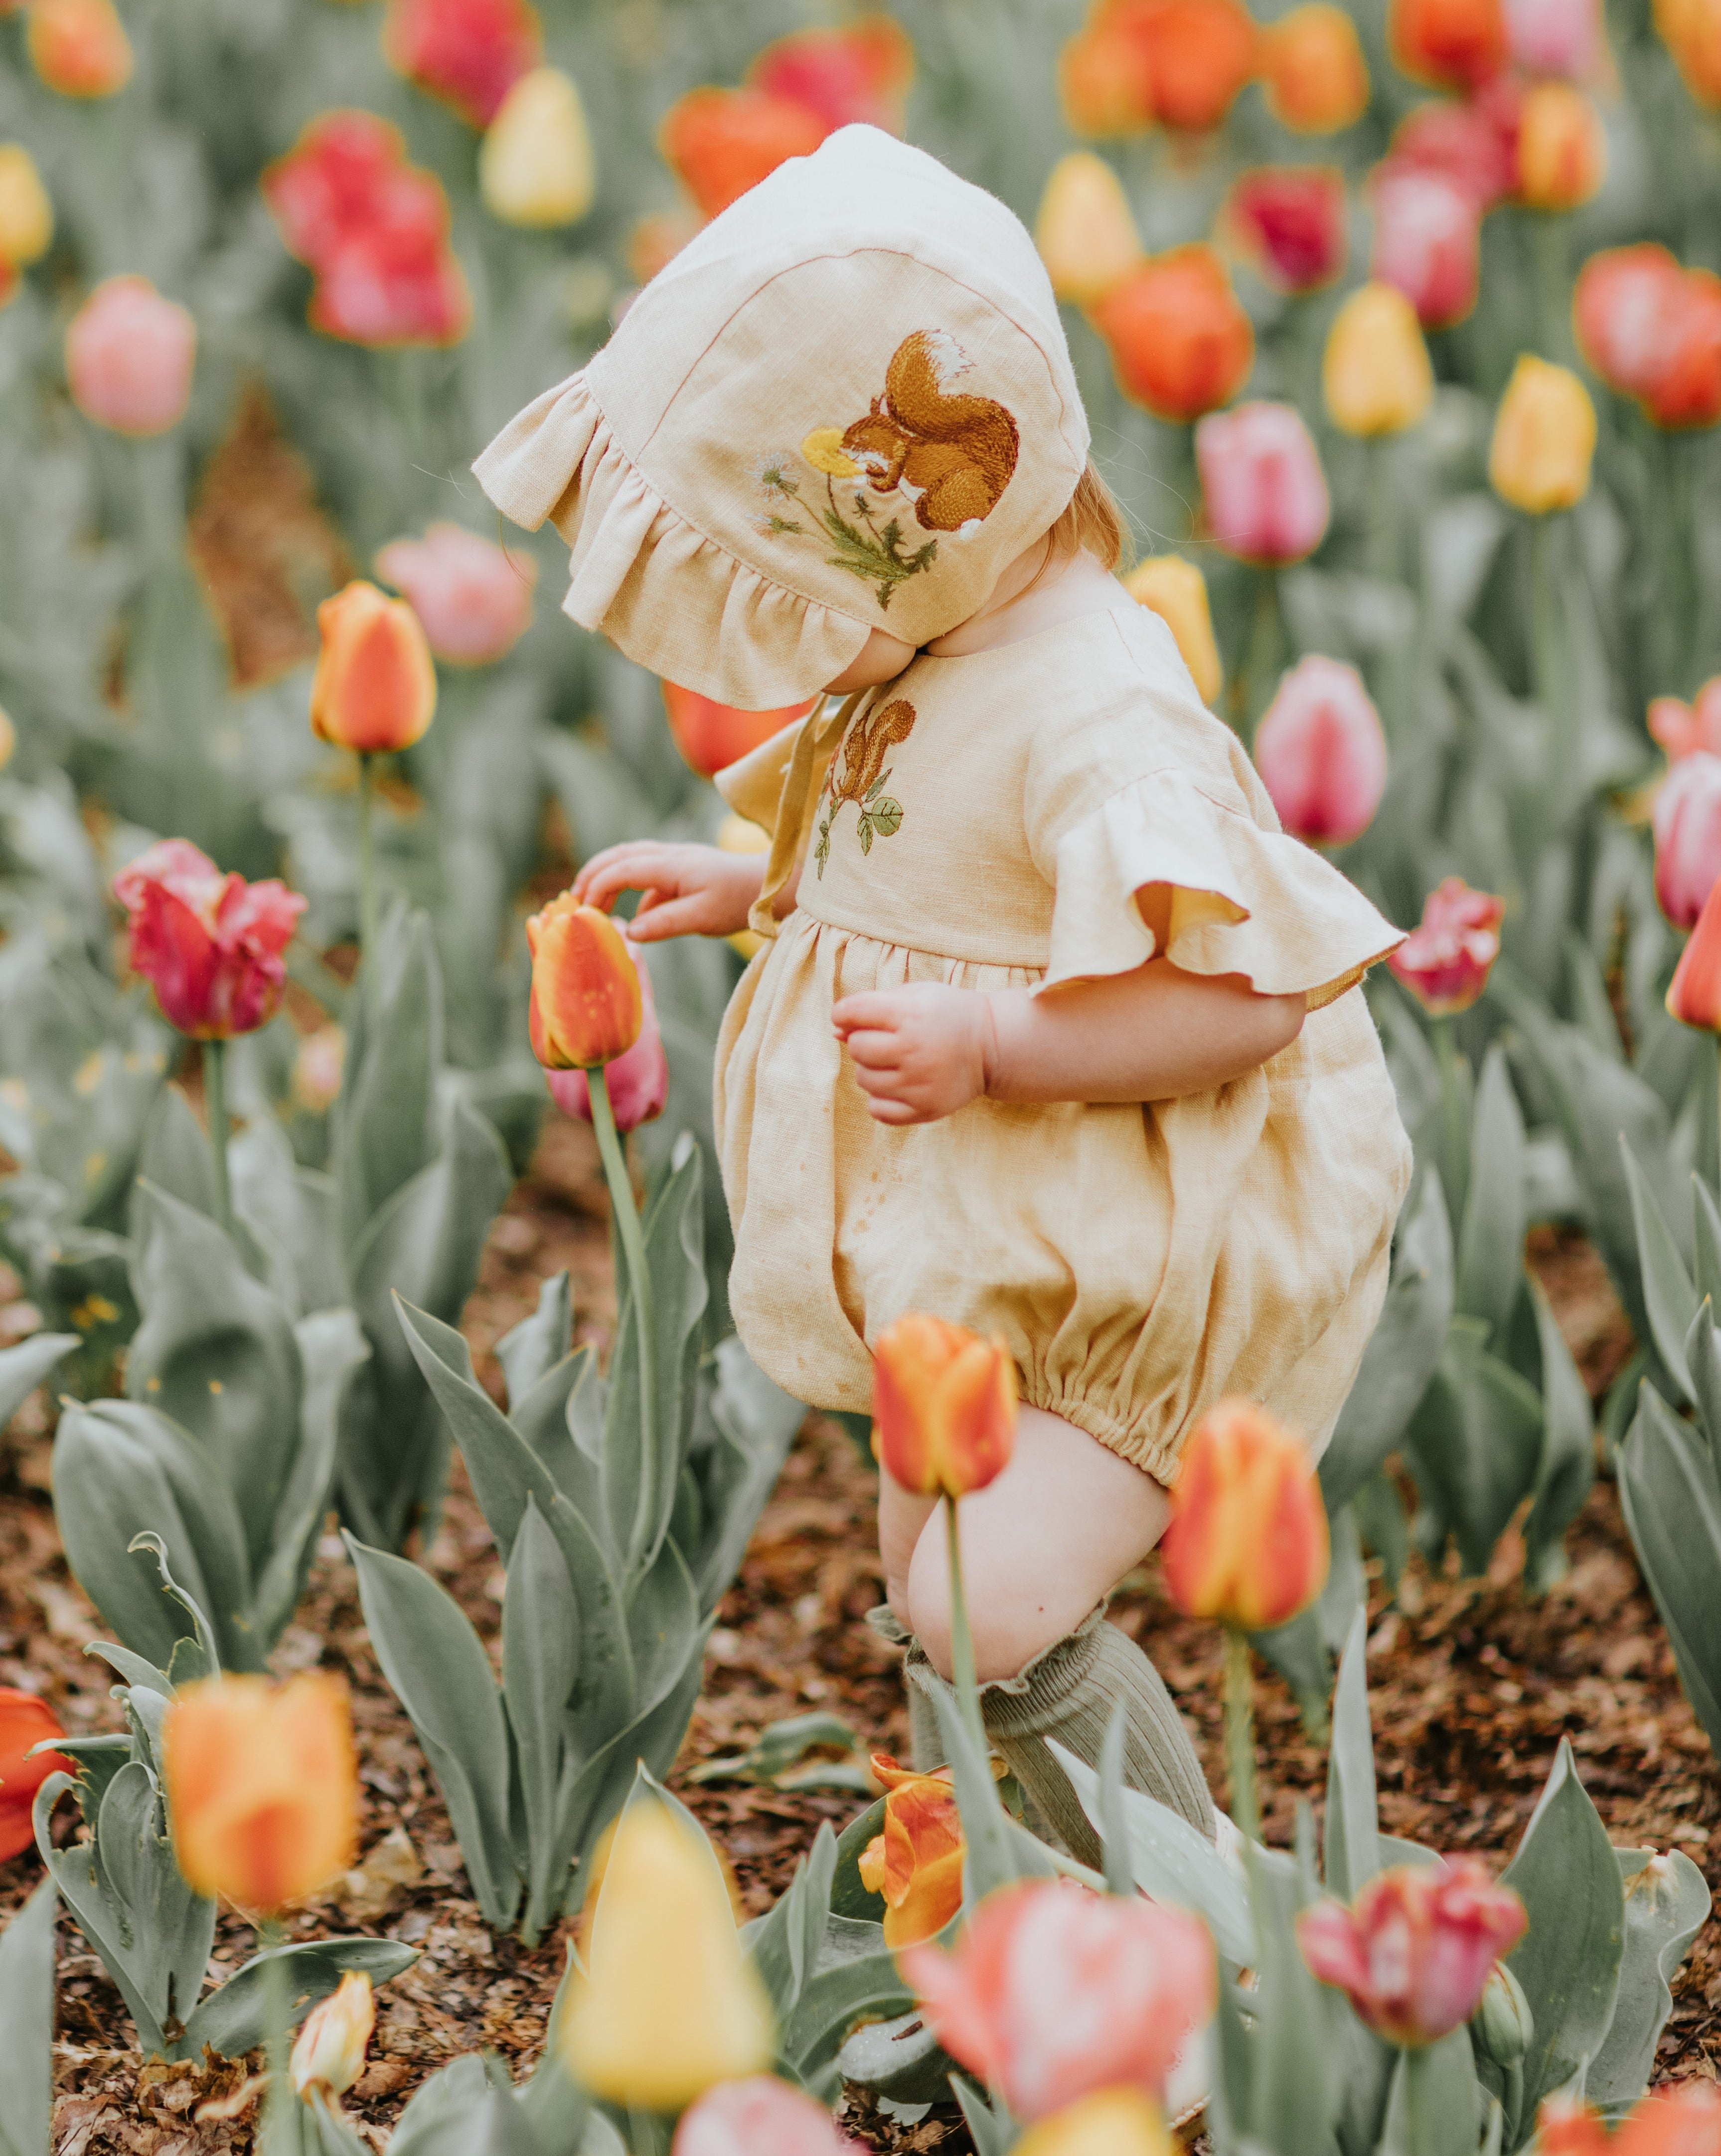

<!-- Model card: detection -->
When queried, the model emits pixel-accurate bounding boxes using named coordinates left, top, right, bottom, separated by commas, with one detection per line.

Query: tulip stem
left=589, top=1064, right=657, bottom=1571
left=202, top=1038, right=234, bottom=1240
left=1222, top=1625, right=1260, bottom=1843
left=1401, top=2043, right=1437, bottom=2156
left=258, top=1917, right=292, bottom=2148
left=356, top=752, right=379, bottom=960
left=944, top=1498, right=989, bottom=1760
left=1242, top=569, right=1280, bottom=743
left=1367, top=438, right=1397, bottom=586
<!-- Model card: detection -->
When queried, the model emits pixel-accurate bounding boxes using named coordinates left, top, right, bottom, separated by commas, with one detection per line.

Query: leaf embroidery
left=816, top=700, right=915, bottom=876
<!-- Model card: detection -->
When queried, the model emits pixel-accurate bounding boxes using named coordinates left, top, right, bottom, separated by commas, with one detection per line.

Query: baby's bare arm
left=570, top=841, right=803, bottom=942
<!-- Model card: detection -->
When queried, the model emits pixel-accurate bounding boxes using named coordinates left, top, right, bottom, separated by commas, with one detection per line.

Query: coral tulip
left=1667, top=874, right=1721, bottom=1031
left=1387, top=877, right=1505, bottom=1013
left=1298, top=1858, right=1528, bottom=2045
left=1225, top=166, right=1347, bottom=295
left=563, top=1800, right=775, bottom=2110
left=1258, top=4, right=1372, bottom=131
left=546, top=932, right=667, bottom=1134
left=0, top=263, right=15, bottom=313
left=291, top=1972, right=374, bottom=2098
left=0, top=1688, right=72, bottom=1862
left=856, top=1755, right=965, bottom=1948
left=162, top=1674, right=358, bottom=1910
left=1088, top=245, right=1253, bottom=422
left=526, top=894, right=644, bottom=1071
left=1196, top=401, right=1330, bottom=566
left=382, top=0, right=541, bottom=128
left=1123, top=555, right=1223, bottom=706
left=1651, top=679, right=1721, bottom=762
left=1654, top=751, right=1721, bottom=927
left=1516, top=81, right=1606, bottom=208
left=0, top=146, right=53, bottom=267
left=1324, top=281, right=1434, bottom=436
left=1506, top=0, right=1601, bottom=75
left=1489, top=354, right=1596, bottom=512
left=900, top=1878, right=1216, bottom=2122
left=375, top=523, right=535, bottom=665
left=1100, top=0, right=1260, bottom=132
left=1390, top=0, right=1509, bottom=90
left=1641, top=269, right=1721, bottom=431
left=480, top=67, right=594, bottom=227
left=1573, top=243, right=1692, bottom=401
left=1255, top=656, right=1389, bottom=846
left=66, top=277, right=195, bottom=438
left=1614, top=2082, right=1721, bottom=2153
left=1370, top=165, right=1481, bottom=328
left=312, top=582, right=438, bottom=754
left=1059, top=18, right=1156, bottom=135
left=748, top=16, right=914, bottom=134
left=660, top=88, right=828, bottom=220
left=873, top=1312, right=1017, bottom=1500
left=1535, top=2099, right=1612, bottom=2156
left=660, top=681, right=813, bottom=780
left=1014, top=2091, right=1175, bottom=2156
left=1161, top=1396, right=1330, bottom=1629
left=1036, top=153, right=1142, bottom=307
left=673, top=2077, right=859, bottom=2156
left=113, top=840, right=306, bottom=1041
left=26, top=0, right=132, bottom=96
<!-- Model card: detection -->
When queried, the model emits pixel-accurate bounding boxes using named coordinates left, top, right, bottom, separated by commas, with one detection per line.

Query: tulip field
left=17, top=0, right=1721, bottom=2146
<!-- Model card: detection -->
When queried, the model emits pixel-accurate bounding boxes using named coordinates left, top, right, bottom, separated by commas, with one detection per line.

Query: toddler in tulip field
left=477, top=126, right=1412, bottom=1851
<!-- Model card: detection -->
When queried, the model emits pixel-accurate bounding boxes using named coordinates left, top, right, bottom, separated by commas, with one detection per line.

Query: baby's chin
left=823, top=627, right=917, bottom=696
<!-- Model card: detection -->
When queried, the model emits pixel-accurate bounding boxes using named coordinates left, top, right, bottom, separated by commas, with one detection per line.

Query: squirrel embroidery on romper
left=814, top=697, right=917, bottom=874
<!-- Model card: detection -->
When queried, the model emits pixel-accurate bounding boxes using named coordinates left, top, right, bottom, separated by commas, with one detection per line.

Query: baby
left=477, top=126, right=1411, bottom=1850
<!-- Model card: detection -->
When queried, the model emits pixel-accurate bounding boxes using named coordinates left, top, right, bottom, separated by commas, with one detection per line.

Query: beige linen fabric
left=715, top=605, right=1413, bottom=1484
left=472, top=126, right=1088, bottom=708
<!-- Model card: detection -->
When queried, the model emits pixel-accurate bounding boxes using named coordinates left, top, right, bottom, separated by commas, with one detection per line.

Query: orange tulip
left=0, top=1688, right=72, bottom=1861
left=1515, top=81, right=1606, bottom=208
left=26, top=0, right=132, bottom=96
left=660, top=681, right=813, bottom=780
left=526, top=894, right=643, bottom=1070
left=1668, top=872, right=1721, bottom=1030
left=1087, top=245, right=1253, bottom=422
left=1657, top=0, right=1721, bottom=105
left=1161, top=1397, right=1329, bottom=1631
left=161, top=1674, right=358, bottom=1911
left=1390, top=0, right=1509, bottom=90
left=311, top=581, right=438, bottom=755
left=1650, top=678, right=1721, bottom=762
left=1105, top=0, right=1259, bottom=132
left=1258, top=4, right=1372, bottom=131
left=873, top=1312, right=1017, bottom=1500
left=659, top=87, right=828, bottom=220
left=857, top=1754, right=965, bottom=1947
left=1059, top=19, right=1155, bottom=135
left=1615, top=2083, right=1721, bottom=2153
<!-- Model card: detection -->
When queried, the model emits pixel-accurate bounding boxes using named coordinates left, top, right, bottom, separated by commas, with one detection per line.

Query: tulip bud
left=1390, top=0, right=1509, bottom=90
left=1035, top=153, right=1142, bottom=307
left=1258, top=4, right=1372, bottom=132
left=748, top=17, right=915, bottom=135
left=0, top=146, right=53, bottom=267
left=291, top=1972, right=375, bottom=2098
left=311, top=582, right=438, bottom=754
left=660, top=681, right=814, bottom=780
left=1196, top=401, right=1330, bottom=566
left=161, top=1674, right=359, bottom=1911
left=1013, top=2090, right=1175, bottom=2156
left=1472, top=1960, right=1534, bottom=2067
left=66, top=277, right=196, bottom=438
left=1516, top=81, right=1606, bottom=208
left=659, top=87, right=829, bottom=220
left=563, top=1800, right=775, bottom=2110
left=480, top=66, right=594, bottom=227
left=526, top=893, right=643, bottom=1071
left=672, top=2076, right=859, bottom=2156
left=1488, top=354, right=1596, bottom=513
left=113, top=839, right=307, bottom=1041
left=1161, top=1396, right=1330, bottom=1630
left=1122, top=555, right=1223, bottom=707
left=1225, top=166, right=1347, bottom=296
left=382, top=0, right=542, bottom=129
left=1371, top=165, right=1482, bottom=329
left=546, top=932, right=667, bottom=1133
left=857, top=1755, right=965, bottom=1947
left=1324, top=282, right=1434, bottom=437
left=873, top=1311, right=1017, bottom=1500
left=1387, top=877, right=1505, bottom=1014
left=1654, top=751, right=1721, bottom=927
left=1255, top=656, right=1388, bottom=847
left=0, top=1688, right=72, bottom=1862
left=1506, top=0, right=1600, bottom=77
left=26, top=0, right=133, bottom=97
left=1087, top=245, right=1254, bottom=423
left=1650, top=678, right=1721, bottom=761
left=374, top=523, right=535, bottom=666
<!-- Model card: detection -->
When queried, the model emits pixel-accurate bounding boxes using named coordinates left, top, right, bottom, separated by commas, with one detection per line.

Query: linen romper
left=715, top=604, right=1412, bottom=1486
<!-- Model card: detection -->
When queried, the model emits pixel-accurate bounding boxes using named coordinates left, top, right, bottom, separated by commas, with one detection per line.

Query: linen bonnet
left=472, top=125, right=1091, bottom=707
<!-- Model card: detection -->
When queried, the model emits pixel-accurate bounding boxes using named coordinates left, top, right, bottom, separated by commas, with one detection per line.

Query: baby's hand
left=571, top=841, right=764, bottom=942
left=831, top=984, right=994, bottom=1126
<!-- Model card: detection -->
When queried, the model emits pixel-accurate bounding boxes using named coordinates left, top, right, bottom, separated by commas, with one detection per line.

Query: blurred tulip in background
left=1388, top=877, right=1505, bottom=1012
left=659, top=87, right=827, bottom=218
left=1505, top=0, right=1601, bottom=75
left=292, top=1024, right=346, bottom=1115
left=1388, top=88, right=1520, bottom=210
left=1196, top=400, right=1330, bottom=565
left=1123, top=555, right=1223, bottom=706
left=381, top=0, right=541, bottom=128
left=65, top=276, right=195, bottom=437
left=1088, top=246, right=1254, bottom=420
left=1650, top=679, right=1721, bottom=761
left=1390, top=0, right=1509, bottom=89
left=1161, top=1396, right=1330, bottom=1630
left=479, top=66, right=594, bottom=226
left=526, top=894, right=644, bottom=1071
left=546, top=931, right=667, bottom=1134
left=1036, top=152, right=1142, bottom=306
left=1515, top=81, right=1607, bottom=208
left=1324, top=281, right=1435, bottom=435
left=113, top=840, right=306, bottom=1041
left=1059, top=12, right=1157, bottom=135
left=1489, top=353, right=1596, bottom=511
left=857, top=1754, right=966, bottom=1947
left=747, top=15, right=914, bottom=133
left=1012, top=2090, right=1174, bottom=2156
left=1225, top=166, right=1347, bottom=294
left=673, top=2076, right=859, bottom=2156
left=1298, top=1859, right=1528, bottom=2044
left=1653, top=750, right=1721, bottom=926
left=0, top=145, right=52, bottom=267
left=1254, top=656, right=1388, bottom=847
left=25, top=0, right=131, bottom=96
left=312, top=581, right=439, bottom=752
left=0, top=1688, right=70, bottom=1860
left=1370, top=166, right=1482, bottom=328
left=375, top=523, right=536, bottom=664
left=1257, top=2, right=1371, bottom=131
left=1573, top=243, right=1695, bottom=407
left=291, top=1972, right=375, bottom=2099
left=873, top=1311, right=1017, bottom=1500
left=1666, top=874, right=1721, bottom=1030
left=660, top=680, right=813, bottom=778
left=1655, top=0, right=1721, bottom=106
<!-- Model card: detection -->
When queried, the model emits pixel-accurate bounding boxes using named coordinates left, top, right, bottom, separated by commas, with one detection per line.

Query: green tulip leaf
left=1586, top=1848, right=1711, bottom=2108
left=179, top=1936, right=419, bottom=2061
left=0, top=1876, right=56, bottom=2156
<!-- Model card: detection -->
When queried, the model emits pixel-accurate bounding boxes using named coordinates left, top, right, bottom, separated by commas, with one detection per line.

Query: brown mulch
left=2, top=1108, right=1718, bottom=2150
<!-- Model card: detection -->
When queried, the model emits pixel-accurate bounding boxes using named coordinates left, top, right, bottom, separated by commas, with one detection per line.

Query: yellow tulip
left=0, top=707, right=14, bottom=771
left=479, top=67, right=594, bottom=228
left=291, top=1972, right=374, bottom=2098
left=1517, top=82, right=1607, bottom=212
left=1122, top=555, right=1223, bottom=706
left=717, top=812, right=770, bottom=959
left=1488, top=353, right=1596, bottom=513
left=1323, top=282, right=1434, bottom=438
left=0, top=146, right=53, bottom=267
left=1035, top=151, right=1142, bottom=306
left=1014, top=2088, right=1176, bottom=2156
left=562, top=1799, right=775, bottom=2110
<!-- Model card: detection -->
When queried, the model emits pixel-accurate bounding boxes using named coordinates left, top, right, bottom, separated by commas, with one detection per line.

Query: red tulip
left=673, top=2077, right=858, bottom=2156
left=1226, top=167, right=1347, bottom=295
left=747, top=16, right=914, bottom=133
left=1574, top=244, right=1693, bottom=401
left=659, top=88, right=829, bottom=219
left=1298, top=1858, right=1527, bottom=2045
left=1092, top=0, right=1260, bottom=132
left=1390, top=0, right=1509, bottom=91
left=113, top=840, right=307, bottom=1041
left=1667, top=874, right=1721, bottom=1032
left=381, top=0, right=541, bottom=128
left=1387, top=877, right=1505, bottom=1013
left=375, top=522, right=536, bottom=665
left=66, top=277, right=195, bottom=437
left=1641, top=269, right=1721, bottom=431
left=660, top=682, right=813, bottom=780
left=1196, top=401, right=1330, bottom=566
left=1505, top=0, right=1601, bottom=76
left=1254, top=656, right=1388, bottom=847
left=856, top=1755, right=966, bottom=1949
left=1650, top=679, right=1721, bottom=761
left=546, top=934, right=668, bottom=1134
left=1388, top=89, right=1520, bottom=211
left=1088, top=245, right=1254, bottom=422
left=1655, top=752, right=1721, bottom=927
left=900, top=1879, right=1216, bottom=2122
left=1370, top=164, right=1482, bottom=328
left=1162, top=1396, right=1330, bottom=1630
left=0, top=1689, right=72, bottom=1861
left=873, top=1313, right=1017, bottom=1500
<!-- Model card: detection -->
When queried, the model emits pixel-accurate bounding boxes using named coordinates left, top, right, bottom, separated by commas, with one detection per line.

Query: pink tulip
left=1650, top=681, right=1721, bottom=763
left=672, top=2077, right=858, bottom=2156
left=1255, top=656, right=1388, bottom=847
left=1387, top=878, right=1505, bottom=1015
left=1196, top=402, right=1330, bottom=566
left=1389, top=82, right=1522, bottom=212
left=1654, top=751, right=1721, bottom=928
left=66, top=276, right=196, bottom=437
left=113, top=840, right=307, bottom=1040
left=545, top=932, right=668, bottom=1132
left=1370, top=166, right=1481, bottom=329
left=1298, top=1857, right=1527, bottom=2047
left=1504, top=0, right=1599, bottom=77
left=899, top=1879, right=1216, bottom=2124
left=374, top=523, right=536, bottom=665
